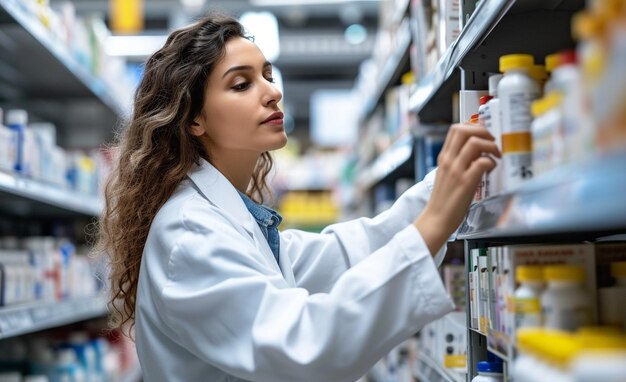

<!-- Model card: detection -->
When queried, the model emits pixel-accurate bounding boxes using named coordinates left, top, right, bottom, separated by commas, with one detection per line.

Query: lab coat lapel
left=186, top=159, right=258, bottom=237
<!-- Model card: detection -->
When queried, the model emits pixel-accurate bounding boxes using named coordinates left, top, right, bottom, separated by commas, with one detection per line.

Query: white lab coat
left=135, top=159, right=454, bottom=382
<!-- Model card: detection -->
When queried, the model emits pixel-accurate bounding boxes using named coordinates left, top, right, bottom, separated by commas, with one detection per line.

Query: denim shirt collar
left=236, top=191, right=283, bottom=229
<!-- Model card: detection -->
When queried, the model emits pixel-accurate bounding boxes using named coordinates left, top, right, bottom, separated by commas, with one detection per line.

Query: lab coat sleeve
left=282, top=169, right=447, bottom=293
left=158, top=200, right=454, bottom=382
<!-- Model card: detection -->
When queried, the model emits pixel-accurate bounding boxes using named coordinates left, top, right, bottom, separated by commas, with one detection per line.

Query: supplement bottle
left=498, top=54, right=540, bottom=191
left=513, top=265, right=544, bottom=329
left=541, top=265, right=592, bottom=331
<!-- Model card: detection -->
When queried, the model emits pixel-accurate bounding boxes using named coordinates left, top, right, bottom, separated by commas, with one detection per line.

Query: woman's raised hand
left=414, top=123, right=501, bottom=255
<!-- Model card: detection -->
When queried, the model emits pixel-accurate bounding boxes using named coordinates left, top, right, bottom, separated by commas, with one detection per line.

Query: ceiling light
left=180, top=0, right=206, bottom=9
left=239, top=12, right=280, bottom=62
left=105, top=35, right=167, bottom=57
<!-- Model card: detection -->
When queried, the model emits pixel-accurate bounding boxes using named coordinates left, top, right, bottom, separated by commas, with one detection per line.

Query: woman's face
left=192, top=37, right=287, bottom=155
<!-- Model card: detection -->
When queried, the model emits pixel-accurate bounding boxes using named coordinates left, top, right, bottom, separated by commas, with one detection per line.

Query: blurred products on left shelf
left=0, top=108, right=113, bottom=199
left=0, top=236, right=105, bottom=307
left=0, top=325, right=138, bottom=382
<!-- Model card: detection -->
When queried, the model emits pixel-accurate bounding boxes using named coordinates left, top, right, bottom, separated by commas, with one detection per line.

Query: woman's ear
left=190, top=119, right=205, bottom=137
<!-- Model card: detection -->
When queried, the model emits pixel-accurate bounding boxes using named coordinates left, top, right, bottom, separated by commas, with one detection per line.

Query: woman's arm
left=281, top=169, right=442, bottom=293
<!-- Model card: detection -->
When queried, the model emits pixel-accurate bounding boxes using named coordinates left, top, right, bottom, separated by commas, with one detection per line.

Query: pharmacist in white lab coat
left=96, top=14, right=499, bottom=382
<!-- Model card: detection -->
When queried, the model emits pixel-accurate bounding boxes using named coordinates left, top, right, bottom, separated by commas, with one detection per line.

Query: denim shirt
left=237, top=191, right=283, bottom=265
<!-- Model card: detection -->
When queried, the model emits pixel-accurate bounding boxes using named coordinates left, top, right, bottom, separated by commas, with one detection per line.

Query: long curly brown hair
left=95, top=14, right=275, bottom=337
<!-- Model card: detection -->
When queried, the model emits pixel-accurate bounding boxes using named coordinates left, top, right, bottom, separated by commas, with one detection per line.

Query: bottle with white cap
left=498, top=54, right=541, bottom=191
left=483, top=73, right=503, bottom=198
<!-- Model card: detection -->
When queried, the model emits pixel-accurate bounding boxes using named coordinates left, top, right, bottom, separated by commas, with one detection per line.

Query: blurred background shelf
left=414, top=352, right=465, bottom=382
left=0, top=296, right=108, bottom=340
left=0, top=171, right=103, bottom=218
left=356, top=133, right=414, bottom=190
left=458, top=153, right=626, bottom=240
left=359, top=27, right=411, bottom=123
left=0, top=0, right=128, bottom=146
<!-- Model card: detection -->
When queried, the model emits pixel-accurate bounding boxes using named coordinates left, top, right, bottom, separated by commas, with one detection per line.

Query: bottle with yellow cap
left=498, top=54, right=541, bottom=191
left=598, top=261, right=626, bottom=328
left=529, top=65, right=548, bottom=92
left=513, top=265, right=545, bottom=330
left=530, top=91, right=565, bottom=177
left=541, top=265, right=593, bottom=331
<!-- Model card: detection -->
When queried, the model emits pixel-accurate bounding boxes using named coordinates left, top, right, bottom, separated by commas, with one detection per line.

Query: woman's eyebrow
left=222, top=61, right=272, bottom=78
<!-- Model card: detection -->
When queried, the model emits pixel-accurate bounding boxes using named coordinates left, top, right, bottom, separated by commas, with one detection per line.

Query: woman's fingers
left=456, top=136, right=501, bottom=171
left=441, top=124, right=495, bottom=159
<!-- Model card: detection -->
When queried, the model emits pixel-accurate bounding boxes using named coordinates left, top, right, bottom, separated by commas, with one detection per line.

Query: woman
left=97, top=13, right=499, bottom=382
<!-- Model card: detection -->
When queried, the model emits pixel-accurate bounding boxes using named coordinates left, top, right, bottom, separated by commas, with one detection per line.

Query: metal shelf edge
left=0, top=296, right=108, bottom=339
left=457, top=153, right=626, bottom=239
left=0, top=0, right=129, bottom=117
left=0, top=171, right=103, bottom=216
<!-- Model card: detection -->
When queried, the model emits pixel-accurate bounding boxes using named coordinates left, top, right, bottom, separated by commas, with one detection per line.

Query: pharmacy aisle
left=0, top=0, right=139, bottom=381
left=350, top=0, right=626, bottom=381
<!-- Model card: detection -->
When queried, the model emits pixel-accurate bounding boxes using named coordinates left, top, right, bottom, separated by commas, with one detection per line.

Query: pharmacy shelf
left=0, top=0, right=126, bottom=142
left=457, top=153, right=626, bottom=239
left=118, top=363, right=142, bottom=382
left=0, top=296, right=108, bottom=340
left=355, top=134, right=414, bottom=190
left=414, top=352, right=466, bottom=382
left=409, top=0, right=583, bottom=123
left=0, top=171, right=103, bottom=217
left=360, top=29, right=411, bottom=122
left=409, top=0, right=512, bottom=121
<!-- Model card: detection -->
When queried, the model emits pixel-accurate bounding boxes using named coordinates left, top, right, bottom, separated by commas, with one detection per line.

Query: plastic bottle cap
left=544, top=264, right=585, bottom=282
left=531, top=91, right=564, bottom=117
left=488, top=74, right=503, bottom=96
left=572, top=12, right=602, bottom=40
left=516, top=265, right=544, bottom=282
left=6, top=109, right=28, bottom=126
left=479, top=95, right=493, bottom=105
left=559, top=50, right=577, bottom=66
left=529, top=65, right=548, bottom=81
left=499, top=54, right=534, bottom=73
left=401, top=71, right=415, bottom=85
left=545, top=53, right=561, bottom=72
left=610, top=261, right=626, bottom=278
left=476, top=361, right=503, bottom=373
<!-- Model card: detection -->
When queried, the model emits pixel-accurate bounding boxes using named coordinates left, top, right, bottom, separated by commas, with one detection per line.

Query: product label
left=502, top=131, right=532, bottom=153
left=514, top=297, right=542, bottom=328
left=503, top=152, right=532, bottom=190
left=543, top=305, right=592, bottom=331
left=502, top=91, right=539, bottom=132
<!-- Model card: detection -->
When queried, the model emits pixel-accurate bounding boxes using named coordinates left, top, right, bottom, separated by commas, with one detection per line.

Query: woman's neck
left=209, top=150, right=259, bottom=193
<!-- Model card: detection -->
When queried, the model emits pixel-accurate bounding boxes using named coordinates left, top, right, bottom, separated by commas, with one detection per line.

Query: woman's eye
left=232, top=82, right=250, bottom=91
left=266, top=76, right=275, bottom=83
